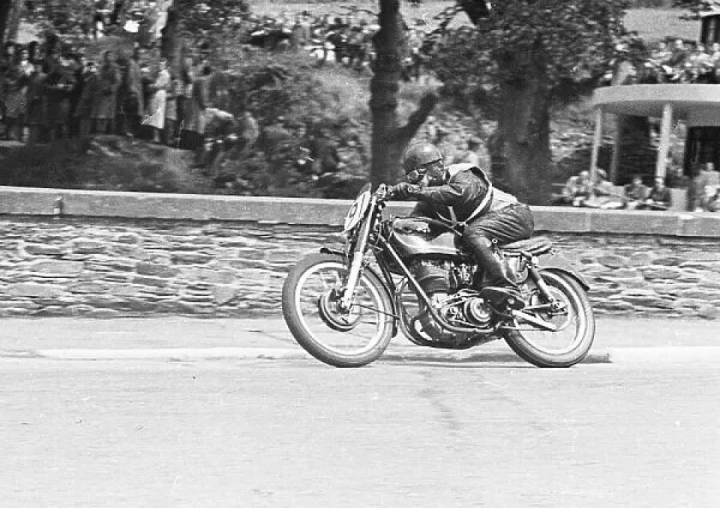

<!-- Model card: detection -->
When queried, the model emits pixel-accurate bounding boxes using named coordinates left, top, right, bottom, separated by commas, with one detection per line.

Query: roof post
left=655, top=102, right=673, bottom=181
left=589, top=107, right=604, bottom=196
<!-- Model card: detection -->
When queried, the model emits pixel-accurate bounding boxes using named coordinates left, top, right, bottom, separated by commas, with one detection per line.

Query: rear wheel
left=282, top=253, right=395, bottom=367
left=503, top=270, right=595, bottom=367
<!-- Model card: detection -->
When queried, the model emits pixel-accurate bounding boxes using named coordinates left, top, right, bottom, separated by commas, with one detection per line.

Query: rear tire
left=282, top=253, right=395, bottom=367
left=503, top=270, right=595, bottom=368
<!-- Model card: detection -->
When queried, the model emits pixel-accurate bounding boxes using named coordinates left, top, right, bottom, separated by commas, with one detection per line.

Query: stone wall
left=1, top=186, right=719, bottom=319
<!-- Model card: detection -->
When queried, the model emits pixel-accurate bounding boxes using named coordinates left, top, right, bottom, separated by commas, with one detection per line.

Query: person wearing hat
left=390, top=142, right=534, bottom=308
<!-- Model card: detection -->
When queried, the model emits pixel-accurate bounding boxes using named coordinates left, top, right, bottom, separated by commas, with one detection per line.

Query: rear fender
left=538, top=254, right=590, bottom=292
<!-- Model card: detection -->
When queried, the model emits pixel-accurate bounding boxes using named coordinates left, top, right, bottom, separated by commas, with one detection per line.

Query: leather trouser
left=463, top=233, right=517, bottom=289
left=461, top=203, right=534, bottom=290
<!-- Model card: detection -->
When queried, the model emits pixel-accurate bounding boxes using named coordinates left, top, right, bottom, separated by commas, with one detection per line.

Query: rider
left=390, top=142, right=534, bottom=308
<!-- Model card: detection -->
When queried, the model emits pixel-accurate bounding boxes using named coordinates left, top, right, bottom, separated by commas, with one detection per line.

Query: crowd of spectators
left=609, top=37, right=720, bottom=86
left=552, top=169, right=675, bottom=210
left=553, top=161, right=720, bottom=212
left=0, top=33, right=252, bottom=160
left=244, top=9, right=428, bottom=79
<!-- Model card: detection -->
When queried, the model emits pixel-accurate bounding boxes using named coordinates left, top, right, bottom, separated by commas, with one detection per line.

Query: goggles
left=406, top=159, right=442, bottom=184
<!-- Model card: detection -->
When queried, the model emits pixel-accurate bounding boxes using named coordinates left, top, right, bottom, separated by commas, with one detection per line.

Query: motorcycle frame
left=338, top=194, right=491, bottom=337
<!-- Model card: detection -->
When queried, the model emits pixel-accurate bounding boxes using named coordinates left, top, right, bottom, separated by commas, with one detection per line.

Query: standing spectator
left=92, top=50, right=121, bottom=134
left=44, top=53, right=76, bottom=142
left=176, top=58, right=193, bottom=136
left=69, top=51, right=89, bottom=138
left=123, top=50, right=144, bottom=136
left=164, top=73, right=182, bottom=146
left=0, top=41, right=18, bottom=131
left=143, top=57, right=170, bottom=143
left=4, top=47, right=34, bottom=141
left=180, top=63, right=211, bottom=151
left=640, top=176, right=672, bottom=211
left=24, top=63, right=46, bottom=145
left=623, top=174, right=648, bottom=209
left=74, top=59, right=98, bottom=147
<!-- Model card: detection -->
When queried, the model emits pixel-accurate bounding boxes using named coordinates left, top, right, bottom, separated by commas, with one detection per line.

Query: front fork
left=339, top=205, right=375, bottom=311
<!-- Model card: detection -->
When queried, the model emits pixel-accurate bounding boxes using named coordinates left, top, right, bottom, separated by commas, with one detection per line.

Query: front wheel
left=282, top=253, right=395, bottom=367
left=503, top=270, right=595, bottom=368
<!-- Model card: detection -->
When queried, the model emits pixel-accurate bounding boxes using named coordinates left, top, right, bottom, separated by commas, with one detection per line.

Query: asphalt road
left=2, top=356, right=719, bottom=508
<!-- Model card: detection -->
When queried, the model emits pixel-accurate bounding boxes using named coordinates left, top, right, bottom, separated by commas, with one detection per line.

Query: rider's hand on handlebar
left=388, top=182, right=416, bottom=200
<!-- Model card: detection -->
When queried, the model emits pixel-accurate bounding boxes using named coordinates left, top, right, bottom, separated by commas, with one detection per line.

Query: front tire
left=282, top=253, right=395, bottom=367
left=504, top=270, right=595, bottom=368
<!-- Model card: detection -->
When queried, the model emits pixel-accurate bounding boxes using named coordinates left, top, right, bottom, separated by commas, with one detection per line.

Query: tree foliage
left=21, top=0, right=249, bottom=44
left=428, top=0, right=631, bottom=113
left=673, top=0, right=720, bottom=14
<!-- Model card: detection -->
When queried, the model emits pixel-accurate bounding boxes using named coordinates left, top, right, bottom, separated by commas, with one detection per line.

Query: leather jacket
left=408, top=164, right=517, bottom=223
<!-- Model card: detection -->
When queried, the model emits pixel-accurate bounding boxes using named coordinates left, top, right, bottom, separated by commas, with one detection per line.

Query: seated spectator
left=638, top=176, right=672, bottom=211
left=582, top=169, right=624, bottom=209
left=552, top=170, right=591, bottom=206
left=700, top=185, right=720, bottom=212
left=623, top=174, right=648, bottom=209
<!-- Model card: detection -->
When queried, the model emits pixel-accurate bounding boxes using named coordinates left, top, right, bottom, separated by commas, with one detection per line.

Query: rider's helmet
left=402, top=143, right=443, bottom=174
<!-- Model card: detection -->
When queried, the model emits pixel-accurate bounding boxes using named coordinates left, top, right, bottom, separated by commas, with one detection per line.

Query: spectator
left=623, top=174, right=648, bottom=210
left=143, top=57, right=170, bottom=143
left=92, top=50, right=121, bottom=134
left=701, top=185, right=720, bottom=212
left=583, top=169, right=624, bottom=209
left=4, top=47, right=33, bottom=141
left=120, top=50, right=144, bottom=138
left=74, top=59, right=98, bottom=147
left=552, top=170, right=592, bottom=206
left=639, top=176, right=672, bottom=211
left=24, top=63, right=46, bottom=145
left=0, top=41, right=18, bottom=131
left=44, top=53, right=76, bottom=142
left=164, top=73, right=182, bottom=146
left=179, top=63, right=211, bottom=151
left=69, top=51, right=88, bottom=138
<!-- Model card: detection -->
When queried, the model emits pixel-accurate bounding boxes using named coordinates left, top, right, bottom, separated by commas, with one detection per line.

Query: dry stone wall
left=0, top=187, right=719, bottom=319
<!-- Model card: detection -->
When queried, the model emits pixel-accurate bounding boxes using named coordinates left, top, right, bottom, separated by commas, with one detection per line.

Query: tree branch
left=395, top=92, right=438, bottom=144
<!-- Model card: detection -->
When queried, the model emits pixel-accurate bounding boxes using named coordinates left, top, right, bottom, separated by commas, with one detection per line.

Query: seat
left=500, top=236, right=553, bottom=256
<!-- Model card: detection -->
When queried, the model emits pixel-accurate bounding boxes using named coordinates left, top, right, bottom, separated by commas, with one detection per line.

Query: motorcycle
left=282, top=183, right=595, bottom=368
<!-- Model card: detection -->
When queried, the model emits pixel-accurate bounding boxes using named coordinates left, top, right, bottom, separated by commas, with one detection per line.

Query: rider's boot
left=466, top=235, right=524, bottom=310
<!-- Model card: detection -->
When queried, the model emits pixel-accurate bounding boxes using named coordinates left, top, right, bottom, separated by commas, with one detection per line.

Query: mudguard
left=539, top=252, right=590, bottom=291
left=318, top=247, right=399, bottom=335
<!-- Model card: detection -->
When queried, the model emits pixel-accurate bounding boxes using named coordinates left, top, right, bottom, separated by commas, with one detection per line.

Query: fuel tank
left=388, top=217, right=466, bottom=258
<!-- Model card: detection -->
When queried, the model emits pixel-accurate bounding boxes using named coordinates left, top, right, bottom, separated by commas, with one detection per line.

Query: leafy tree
left=428, top=0, right=630, bottom=204
left=0, top=0, right=25, bottom=44
left=158, top=0, right=249, bottom=71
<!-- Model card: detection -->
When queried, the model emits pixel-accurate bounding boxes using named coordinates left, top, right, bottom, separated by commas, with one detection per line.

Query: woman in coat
left=143, top=57, right=170, bottom=143
left=91, top=50, right=121, bottom=134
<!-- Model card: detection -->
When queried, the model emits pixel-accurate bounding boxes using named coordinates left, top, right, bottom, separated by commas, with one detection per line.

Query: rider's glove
left=390, top=182, right=420, bottom=200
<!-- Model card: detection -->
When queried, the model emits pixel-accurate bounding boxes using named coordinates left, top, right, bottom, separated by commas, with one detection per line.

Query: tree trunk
left=370, top=0, right=436, bottom=189
left=0, top=0, right=24, bottom=45
left=491, top=58, right=554, bottom=205
left=161, top=3, right=182, bottom=72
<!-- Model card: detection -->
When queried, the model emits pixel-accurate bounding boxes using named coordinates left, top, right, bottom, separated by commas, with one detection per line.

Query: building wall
left=1, top=187, right=719, bottom=319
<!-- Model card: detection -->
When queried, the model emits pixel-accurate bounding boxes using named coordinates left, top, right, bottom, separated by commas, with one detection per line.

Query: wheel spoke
left=292, top=260, right=390, bottom=356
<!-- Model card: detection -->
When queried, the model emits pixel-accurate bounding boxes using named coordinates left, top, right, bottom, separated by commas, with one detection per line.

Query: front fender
left=318, top=247, right=400, bottom=335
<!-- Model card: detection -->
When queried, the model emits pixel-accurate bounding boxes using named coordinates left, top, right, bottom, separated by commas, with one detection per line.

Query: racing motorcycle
left=282, top=184, right=595, bottom=368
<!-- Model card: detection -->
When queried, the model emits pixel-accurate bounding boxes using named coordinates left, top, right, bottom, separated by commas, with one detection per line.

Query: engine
left=403, top=258, right=493, bottom=340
